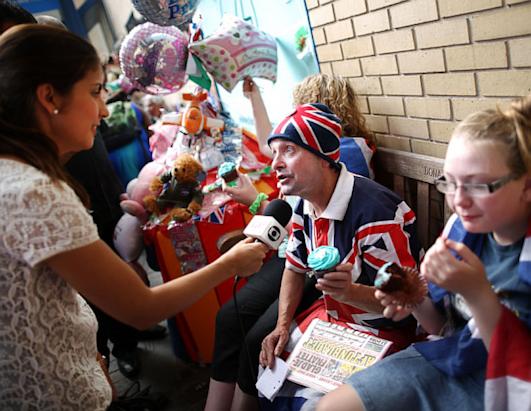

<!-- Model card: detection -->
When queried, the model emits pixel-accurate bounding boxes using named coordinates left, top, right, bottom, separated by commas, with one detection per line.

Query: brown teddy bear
left=144, top=154, right=205, bottom=222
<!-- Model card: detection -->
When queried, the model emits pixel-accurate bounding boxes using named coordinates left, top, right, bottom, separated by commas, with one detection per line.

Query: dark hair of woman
left=0, top=24, right=101, bottom=205
left=0, top=0, right=37, bottom=30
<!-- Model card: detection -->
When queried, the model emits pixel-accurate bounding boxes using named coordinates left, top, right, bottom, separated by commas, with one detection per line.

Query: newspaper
left=286, top=319, right=392, bottom=393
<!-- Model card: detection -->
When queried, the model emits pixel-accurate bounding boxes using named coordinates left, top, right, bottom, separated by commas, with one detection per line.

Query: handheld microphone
left=233, top=199, right=293, bottom=380
left=243, top=199, right=292, bottom=250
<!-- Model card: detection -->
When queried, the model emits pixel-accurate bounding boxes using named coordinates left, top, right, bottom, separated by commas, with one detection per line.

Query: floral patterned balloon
left=131, top=0, right=200, bottom=29
left=120, top=22, right=189, bottom=94
left=189, top=15, right=277, bottom=92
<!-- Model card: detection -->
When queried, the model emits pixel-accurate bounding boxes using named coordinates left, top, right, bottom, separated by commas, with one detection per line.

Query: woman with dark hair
left=0, top=0, right=36, bottom=32
left=0, top=25, right=268, bottom=410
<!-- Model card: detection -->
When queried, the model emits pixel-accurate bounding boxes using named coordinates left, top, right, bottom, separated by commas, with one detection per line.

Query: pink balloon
left=120, top=22, right=189, bottom=94
left=113, top=214, right=144, bottom=262
left=190, top=16, right=277, bottom=92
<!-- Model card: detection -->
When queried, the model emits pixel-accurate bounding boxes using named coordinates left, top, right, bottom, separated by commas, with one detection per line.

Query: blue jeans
left=347, top=346, right=485, bottom=411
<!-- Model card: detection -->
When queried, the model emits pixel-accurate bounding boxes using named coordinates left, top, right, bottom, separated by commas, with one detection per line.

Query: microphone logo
left=242, top=199, right=292, bottom=250
left=267, top=226, right=281, bottom=242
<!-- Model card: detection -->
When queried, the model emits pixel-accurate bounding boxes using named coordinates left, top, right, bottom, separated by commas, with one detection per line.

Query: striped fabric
left=485, top=306, right=531, bottom=411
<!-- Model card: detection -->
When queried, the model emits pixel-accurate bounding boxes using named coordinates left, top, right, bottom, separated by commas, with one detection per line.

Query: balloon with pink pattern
left=119, top=22, right=189, bottom=94
left=189, top=15, right=278, bottom=92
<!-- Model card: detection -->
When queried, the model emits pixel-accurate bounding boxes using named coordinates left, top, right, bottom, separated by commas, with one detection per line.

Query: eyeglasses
left=435, top=173, right=517, bottom=197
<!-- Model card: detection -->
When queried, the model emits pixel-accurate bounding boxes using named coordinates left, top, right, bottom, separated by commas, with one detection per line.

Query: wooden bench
left=374, top=148, right=449, bottom=251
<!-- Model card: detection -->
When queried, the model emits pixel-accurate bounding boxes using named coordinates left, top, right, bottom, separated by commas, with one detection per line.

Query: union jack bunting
left=269, top=103, right=342, bottom=164
left=194, top=204, right=226, bottom=224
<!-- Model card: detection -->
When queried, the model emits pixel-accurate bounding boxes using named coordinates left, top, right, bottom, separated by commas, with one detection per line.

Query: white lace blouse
left=0, top=160, right=112, bottom=410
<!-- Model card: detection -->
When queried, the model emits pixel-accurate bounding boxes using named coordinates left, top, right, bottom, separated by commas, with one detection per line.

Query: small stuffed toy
left=144, top=153, right=205, bottom=222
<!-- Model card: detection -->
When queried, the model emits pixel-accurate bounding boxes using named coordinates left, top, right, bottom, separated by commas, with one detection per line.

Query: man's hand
left=314, top=263, right=353, bottom=303
left=374, top=289, right=415, bottom=321
left=259, top=325, right=290, bottom=369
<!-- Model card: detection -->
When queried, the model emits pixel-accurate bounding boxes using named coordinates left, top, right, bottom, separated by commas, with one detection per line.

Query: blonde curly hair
left=292, top=74, right=374, bottom=145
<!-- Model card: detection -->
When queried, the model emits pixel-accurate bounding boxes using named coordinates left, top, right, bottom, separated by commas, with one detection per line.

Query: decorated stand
left=140, top=131, right=278, bottom=363
left=113, top=10, right=279, bottom=363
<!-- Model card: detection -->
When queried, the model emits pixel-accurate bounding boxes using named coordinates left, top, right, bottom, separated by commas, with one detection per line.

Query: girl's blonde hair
left=452, top=96, right=531, bottom=176
left=292, top=74, right=374, bottom=145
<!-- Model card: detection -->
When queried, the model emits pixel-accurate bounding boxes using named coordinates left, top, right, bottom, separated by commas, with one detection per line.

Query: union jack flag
left=485, top=306, right=531, bottom=411
left=271, top=103, right=342, bottom=163
left=194, top=204, right=226, bottom=224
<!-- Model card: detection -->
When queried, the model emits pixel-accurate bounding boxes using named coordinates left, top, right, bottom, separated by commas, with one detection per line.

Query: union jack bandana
left=268, top=103, right=342, bottom=165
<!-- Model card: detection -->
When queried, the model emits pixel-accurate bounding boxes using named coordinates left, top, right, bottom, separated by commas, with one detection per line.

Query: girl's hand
left=421, top=237, right=490, bottom=300
left=221, top=237, right=268, bottom=277
left=375, top=289, right=415, bottom=321
left=223, top=173, right=259, bottom=207
left=315, top=263, right=353, bottom=302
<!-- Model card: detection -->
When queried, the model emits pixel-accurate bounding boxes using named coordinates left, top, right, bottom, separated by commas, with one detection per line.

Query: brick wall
left=306, top=0, right=531, bottom=158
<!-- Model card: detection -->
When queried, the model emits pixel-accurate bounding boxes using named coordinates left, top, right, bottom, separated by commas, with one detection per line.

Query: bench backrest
left=374, top=148, right=450, bottom=251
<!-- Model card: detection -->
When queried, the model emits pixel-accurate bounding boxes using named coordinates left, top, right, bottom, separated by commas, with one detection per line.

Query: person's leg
left=230, top=385, right=260, bottom=411
left=204, top=380, right=238, bottom=411
left=92, top=304, right=110, bottom=360
left=89, top=301, right=141, bottom=379
left=106, top=313, right=141, bottom=379
left=317, top=346, right=485, bottom=411
left=316, top=385, right=366, bottom=411
left=206, top=256, right=285, bottom=411
left=236, top=276, right=322, bottom=396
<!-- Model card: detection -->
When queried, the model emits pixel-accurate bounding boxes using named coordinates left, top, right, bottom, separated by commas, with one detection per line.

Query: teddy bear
left=144, top=153, right=205, bottom=222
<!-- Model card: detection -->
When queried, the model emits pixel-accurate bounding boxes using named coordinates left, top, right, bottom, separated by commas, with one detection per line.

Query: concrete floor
left=109, top=253, right=211, bottom=411
left=109, top=332, right=211, bottom=411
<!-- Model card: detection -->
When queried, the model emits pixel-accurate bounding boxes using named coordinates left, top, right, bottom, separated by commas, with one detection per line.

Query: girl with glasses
left=316, top=96, right=531, bottom=411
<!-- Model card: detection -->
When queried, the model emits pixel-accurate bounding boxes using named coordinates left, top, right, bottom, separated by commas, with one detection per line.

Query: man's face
left=270, top=139, right=324, bottom=198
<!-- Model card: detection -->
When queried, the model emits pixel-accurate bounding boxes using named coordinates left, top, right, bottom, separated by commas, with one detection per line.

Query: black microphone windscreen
left=263, top=199, right=292, bottom=227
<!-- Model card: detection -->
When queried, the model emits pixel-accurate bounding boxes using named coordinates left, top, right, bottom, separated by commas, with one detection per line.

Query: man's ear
left=320, top=158, right=330, bottom=169
left=35, top=83, right=59, bottom=115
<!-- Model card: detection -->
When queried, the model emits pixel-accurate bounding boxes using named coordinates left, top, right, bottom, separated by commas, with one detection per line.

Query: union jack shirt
left=285, top=165, right=421, bottom=341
